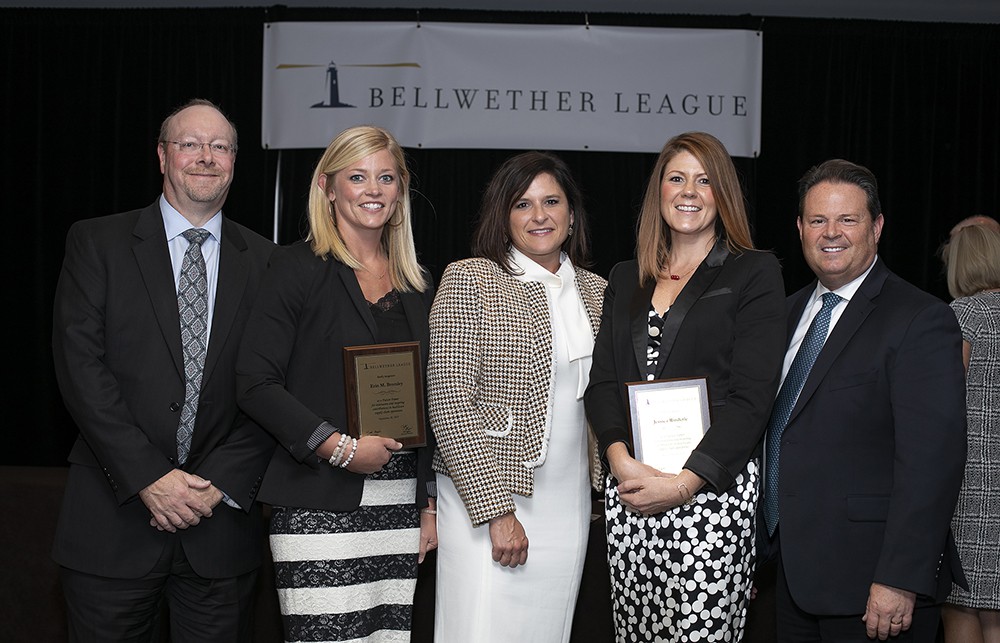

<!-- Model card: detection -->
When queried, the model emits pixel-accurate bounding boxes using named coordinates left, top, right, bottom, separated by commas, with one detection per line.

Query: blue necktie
left=763, top=291, right=842, bottom=535
left=176, top=228, right=211, bottom=465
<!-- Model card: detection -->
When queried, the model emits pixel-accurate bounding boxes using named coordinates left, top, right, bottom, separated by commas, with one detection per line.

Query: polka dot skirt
left=604, top=462, right=758, bottom=642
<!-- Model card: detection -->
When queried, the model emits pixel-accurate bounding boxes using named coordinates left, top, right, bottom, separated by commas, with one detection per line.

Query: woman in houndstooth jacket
left=428, top=151, right=606, bottom=642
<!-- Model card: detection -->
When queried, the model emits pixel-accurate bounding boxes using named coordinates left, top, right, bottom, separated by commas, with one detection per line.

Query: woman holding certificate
left=584, top=131, right=785, bottom=642
left=236, top=126, right=437, bottom=643
left=427, top=152, right=605, bottom=642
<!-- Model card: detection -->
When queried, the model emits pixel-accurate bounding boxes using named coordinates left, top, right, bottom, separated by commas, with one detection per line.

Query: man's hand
left=488, top=512, right=528, bottom=568
left=862, top=582, right=915, bottom=640
left=139, top=469, right=217, bottom=532
left=148, top=482, right=223, bottom=530
left=190, top=483, right=224, bottom=510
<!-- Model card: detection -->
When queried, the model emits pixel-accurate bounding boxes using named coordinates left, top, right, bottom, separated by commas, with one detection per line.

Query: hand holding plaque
left=343, top=341, right=427, bottom=448
left=627, top=377, right=710, bottom=474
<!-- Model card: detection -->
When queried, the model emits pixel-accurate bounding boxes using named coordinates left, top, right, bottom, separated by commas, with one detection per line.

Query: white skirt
left=434, top=369, right=590, bottom=641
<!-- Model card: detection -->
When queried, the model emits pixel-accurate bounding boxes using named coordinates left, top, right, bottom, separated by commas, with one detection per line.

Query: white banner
left=262, top=22, right=762, bottom=156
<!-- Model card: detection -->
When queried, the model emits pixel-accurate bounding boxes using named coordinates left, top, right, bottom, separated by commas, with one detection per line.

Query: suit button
left=169, top=402, right=180, bottom=412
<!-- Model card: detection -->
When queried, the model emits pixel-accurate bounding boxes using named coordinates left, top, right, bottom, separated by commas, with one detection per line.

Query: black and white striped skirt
left=269, top=452, right=420, bottom=643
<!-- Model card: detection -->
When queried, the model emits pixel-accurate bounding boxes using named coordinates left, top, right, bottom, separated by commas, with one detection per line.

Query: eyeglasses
left=162, top=141, right=237, bottom=156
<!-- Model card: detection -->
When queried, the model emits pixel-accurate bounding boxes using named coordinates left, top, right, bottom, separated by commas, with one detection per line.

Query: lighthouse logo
left=275, top=62, right=421, bottom=109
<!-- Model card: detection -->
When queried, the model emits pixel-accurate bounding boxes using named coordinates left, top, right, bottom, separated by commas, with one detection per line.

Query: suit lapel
left=202, top=217, right=249, bottom=383
left=652, top=241, right=730, bottom=378
left=787, top=262, right=887, bottom=425
left=132, top=203, right=184, bottom=379
left=339, top=262, right=378, bottom=343
left=629, top=278, right=656, bottom=376
left=400, top=289, right=430, bottom=368
left=399, top=291, right=426, bottom=344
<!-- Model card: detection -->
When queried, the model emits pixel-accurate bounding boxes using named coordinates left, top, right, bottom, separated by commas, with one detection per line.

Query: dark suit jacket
left=773, top=258, right=966, bottom=615
left=51, top=200, right=276, bottom=579
left=585, top=241, right=786, bottom=493
left=236, top=241, right=436, bottom=511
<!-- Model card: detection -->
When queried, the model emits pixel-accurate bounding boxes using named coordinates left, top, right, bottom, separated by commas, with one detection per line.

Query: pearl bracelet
left=339, top=437, right=358, bottom=469
left=328, top=433, right=349, bottom=467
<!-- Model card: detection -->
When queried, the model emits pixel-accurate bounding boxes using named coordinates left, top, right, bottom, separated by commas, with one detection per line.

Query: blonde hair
left=307, top=125, right=427, bottom=292
left=944, top=224, right=1000, bottom=298
left=636, top=132, right=754, bottom=286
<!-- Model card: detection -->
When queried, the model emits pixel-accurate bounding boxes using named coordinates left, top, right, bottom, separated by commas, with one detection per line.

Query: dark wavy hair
left=471, top=151, right=591, bottom=274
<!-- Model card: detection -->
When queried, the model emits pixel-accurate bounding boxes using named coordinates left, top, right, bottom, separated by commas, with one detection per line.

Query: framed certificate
left=343, top=341, right=427, bottom=448
left=626, top=377, right=710, bottom=474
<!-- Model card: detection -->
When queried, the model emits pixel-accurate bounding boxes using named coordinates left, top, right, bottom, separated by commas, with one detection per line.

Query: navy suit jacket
left=51, top=200, right=276, bottom=579
left=772, top=258, right=966, bottom=615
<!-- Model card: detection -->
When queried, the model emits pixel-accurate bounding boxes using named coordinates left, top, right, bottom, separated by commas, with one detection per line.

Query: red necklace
left=666, top=265, right=697, bottom=281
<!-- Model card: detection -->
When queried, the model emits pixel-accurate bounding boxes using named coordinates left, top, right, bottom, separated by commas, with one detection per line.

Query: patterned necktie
left=763, top=291, right=842, bottom=535
left=176, top=228, right=211, bottom=465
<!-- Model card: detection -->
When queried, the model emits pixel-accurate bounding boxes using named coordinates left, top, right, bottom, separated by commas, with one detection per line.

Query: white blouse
left=509, top=247, right=595, bottom=400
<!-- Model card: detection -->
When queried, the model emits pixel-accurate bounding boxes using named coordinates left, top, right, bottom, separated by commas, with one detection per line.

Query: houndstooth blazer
left=428, top=257, right=607, bottom=526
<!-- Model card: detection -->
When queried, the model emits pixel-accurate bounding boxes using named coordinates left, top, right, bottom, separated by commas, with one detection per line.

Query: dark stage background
left=3, top=7, right=999, bottom=466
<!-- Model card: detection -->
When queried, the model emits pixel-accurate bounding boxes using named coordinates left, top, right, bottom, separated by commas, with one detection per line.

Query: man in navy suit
left=51, top=99, right=275, bottom=642
left=761, top=159, right=966, bottom=642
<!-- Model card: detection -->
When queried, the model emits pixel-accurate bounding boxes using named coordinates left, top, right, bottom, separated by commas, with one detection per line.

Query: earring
left=567, top=224, right=574, bottom=237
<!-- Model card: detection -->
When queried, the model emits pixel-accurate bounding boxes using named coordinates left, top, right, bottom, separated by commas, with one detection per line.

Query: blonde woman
left=941, top=224, right=1000, bottom=643
left=237, top=126, right=436, bottom=642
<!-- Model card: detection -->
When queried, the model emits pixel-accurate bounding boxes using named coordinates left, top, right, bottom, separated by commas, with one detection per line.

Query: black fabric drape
left=756, top=18, right=1000, bottom=295
left=3, top=8, right=999, bottom=465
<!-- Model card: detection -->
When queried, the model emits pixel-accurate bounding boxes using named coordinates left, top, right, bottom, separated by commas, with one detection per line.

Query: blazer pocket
left=480, top=404, right=513, bottom=437
left=699, top=287, right=733, bottom=300
left=826, top=368, right=879, bottom=392
left=847, top=495, right=890, bottom=522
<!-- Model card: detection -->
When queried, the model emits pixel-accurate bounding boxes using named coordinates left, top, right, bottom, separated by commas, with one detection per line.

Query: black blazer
left=773, top=258, right=967, bottom=615
left=51, top=201, right=276, bottom=579
left=585, top=241, right=786, bottom=492
left=236, top=241, right=436, bottom=511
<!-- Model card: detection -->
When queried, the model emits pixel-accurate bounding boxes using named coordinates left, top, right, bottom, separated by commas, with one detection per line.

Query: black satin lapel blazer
left=586, top=241, right=786, bottom=492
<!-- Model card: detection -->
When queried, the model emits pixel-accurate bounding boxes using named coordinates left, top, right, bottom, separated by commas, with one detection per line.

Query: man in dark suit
left=51, top=99, right=275, bottom=642
left=761, top=159, right=966, bottom=642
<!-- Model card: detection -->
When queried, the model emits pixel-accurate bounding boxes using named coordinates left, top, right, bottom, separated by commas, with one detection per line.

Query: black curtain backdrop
left=4, top=7, right=998, bottom=466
